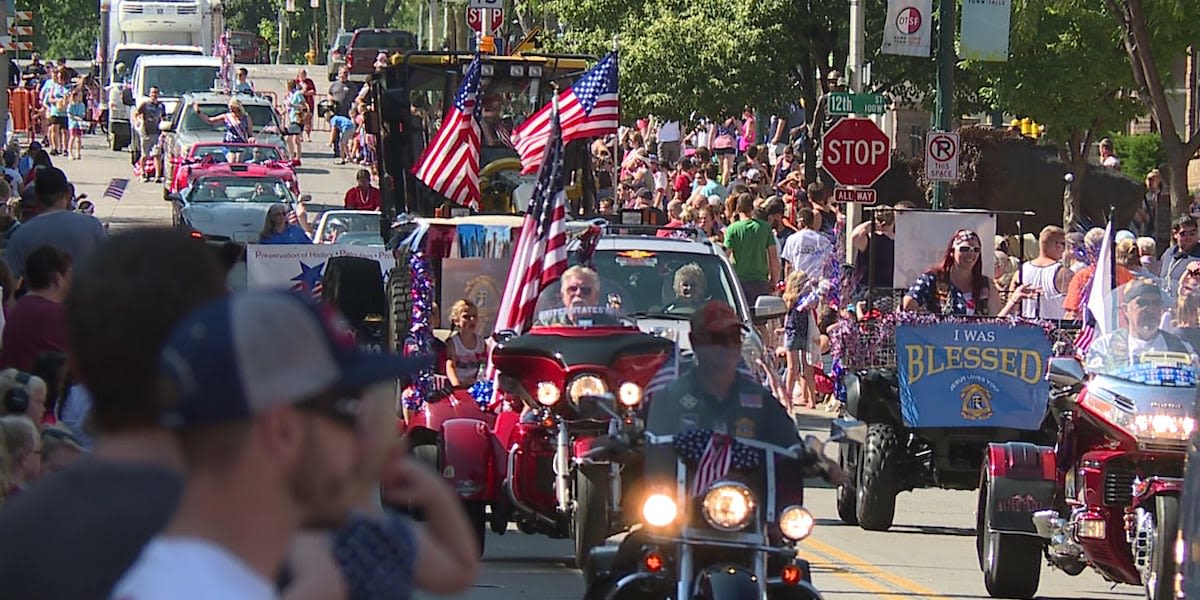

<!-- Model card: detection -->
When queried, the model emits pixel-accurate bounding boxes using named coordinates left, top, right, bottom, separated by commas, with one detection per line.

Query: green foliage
left=1107, top=133, right=1166, bottom=181
left=19, top=0, right=98, bottom=59
left=967, top=0, right=1140, bottom=158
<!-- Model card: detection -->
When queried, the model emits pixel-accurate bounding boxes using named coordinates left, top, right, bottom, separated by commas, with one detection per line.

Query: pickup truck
left=344, top=28, right=417, bottom=80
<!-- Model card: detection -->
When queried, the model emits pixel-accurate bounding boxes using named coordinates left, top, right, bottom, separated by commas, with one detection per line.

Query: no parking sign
left=925, top=131, right=959, bottom=182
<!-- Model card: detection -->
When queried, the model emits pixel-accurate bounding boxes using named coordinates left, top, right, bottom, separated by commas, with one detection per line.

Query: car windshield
left=113, top=48, right=202, bottom=82
left=142, top=65, right=219, bottom=97
left=187, top=177, right=293, bottom=203
left=1084, top=277, right=1200, bottom=385
left=183, top=103, right=281, bottom=134
left=320, top=213, right=380, bottom=243
left=352, top=30, right=416, bottom=50
left=191, top=144, right=283, bottom=163
left=332, top=33, right=353, bottom=50
left=590, top=249, right=741, bottom=318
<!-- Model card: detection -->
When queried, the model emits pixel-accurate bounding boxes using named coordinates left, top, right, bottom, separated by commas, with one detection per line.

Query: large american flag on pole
left=486, top=99, right=569, bottom=376
left=413, top=55, right=482, bottom=210
left=1075, top=220, right=1114, bottom=353
left=513, top=52, right=619, bottom=175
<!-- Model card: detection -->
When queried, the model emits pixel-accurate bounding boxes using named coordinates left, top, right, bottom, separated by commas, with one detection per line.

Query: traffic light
left=1013, top=117, right=1044, bottom=140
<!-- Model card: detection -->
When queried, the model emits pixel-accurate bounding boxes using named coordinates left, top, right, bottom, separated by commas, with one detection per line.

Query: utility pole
left=844, top=0, right=865, bottom=263
left=930, top=0, right=955, bottom=210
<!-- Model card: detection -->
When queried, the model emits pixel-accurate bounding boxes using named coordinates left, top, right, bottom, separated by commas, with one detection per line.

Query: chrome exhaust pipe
left=555, top=421, right=571, bottom=514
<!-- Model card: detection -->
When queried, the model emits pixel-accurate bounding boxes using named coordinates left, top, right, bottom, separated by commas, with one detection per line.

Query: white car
left=312, top=210, right=384, bottom=245
left=169, top=175, right=300, bottom=243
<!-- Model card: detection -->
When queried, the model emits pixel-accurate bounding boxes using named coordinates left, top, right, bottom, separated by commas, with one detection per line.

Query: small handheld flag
left=103, top=178, right=129, bottom=201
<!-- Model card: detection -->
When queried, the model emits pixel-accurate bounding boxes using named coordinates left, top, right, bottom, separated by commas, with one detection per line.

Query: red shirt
left=0, top=294, right=67, bottom=371
left=298, top=77, right=317, bottom=110
left=673, top=173, right=693, bottom=196
left=343, top=185, right=381, bottom=210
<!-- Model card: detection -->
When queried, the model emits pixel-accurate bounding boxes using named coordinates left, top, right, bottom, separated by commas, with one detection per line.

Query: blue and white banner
left=245, top=244, right=396, bottom=291
left=896, top=322, right=1051, bottom=430
left=961, top=0, right=1012, bottom=62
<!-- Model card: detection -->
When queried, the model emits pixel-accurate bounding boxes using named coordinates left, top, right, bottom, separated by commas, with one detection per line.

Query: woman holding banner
left=901, top=229, right=1033, bottom=317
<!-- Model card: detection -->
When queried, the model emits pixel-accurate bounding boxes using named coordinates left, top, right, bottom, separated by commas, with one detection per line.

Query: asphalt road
left=42, top=64, right=1135, bottom=600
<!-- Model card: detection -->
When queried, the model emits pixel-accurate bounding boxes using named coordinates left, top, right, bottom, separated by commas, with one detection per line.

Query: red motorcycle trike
left=487, top=305, right=674, bottom=566
left=978, top=287, right=1194, bottom=600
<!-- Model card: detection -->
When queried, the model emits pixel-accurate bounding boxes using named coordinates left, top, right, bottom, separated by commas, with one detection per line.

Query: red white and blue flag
left=1075, top=221, right=1114, bottom=353
left=514, top=52, right=619, bottom=175
left=691, top=434, right=733, bottom=496
left=487, top=100, right=569, bottom=376
left=413, top=55, right=483, bottom=210
left=103, top=178, right=129, bottom=201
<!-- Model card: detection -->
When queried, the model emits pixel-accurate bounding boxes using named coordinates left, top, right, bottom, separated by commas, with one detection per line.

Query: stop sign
left=821, top=118, right=892, bottom=187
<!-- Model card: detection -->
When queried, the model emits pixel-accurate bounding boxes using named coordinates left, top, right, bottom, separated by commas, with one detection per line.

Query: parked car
left=160, top=92, right=287, bottom=185
left=344, top=28, right=417, bottom=80
left=168, top=174, right=300, bottom=243
left=312, top=210, right=383, bottom=245
left=227, top=31, right=270, bottom=64
left=326, top=31, right=354, bottom=81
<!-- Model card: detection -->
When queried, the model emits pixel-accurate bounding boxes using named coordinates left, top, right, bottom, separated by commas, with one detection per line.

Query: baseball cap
left=158, top=291, right=430, bottom=429
left=690, top=301, right=748, bottom=335
left=1123, top=279, right=1163, bottom=304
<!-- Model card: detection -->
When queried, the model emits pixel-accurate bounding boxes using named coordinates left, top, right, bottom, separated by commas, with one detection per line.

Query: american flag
left=103, top=178, right=129, bottom=201
left=513, top=52, right=619, bottom=175
left=692, top=434, right=733, bottom=496
left=486, top=99, right=569, bottom=376
left=646, top=345, right=679, bottom=396
left=413, top=55, right=482, bottom=210
left=1076, top=220, right=1114, bottom=353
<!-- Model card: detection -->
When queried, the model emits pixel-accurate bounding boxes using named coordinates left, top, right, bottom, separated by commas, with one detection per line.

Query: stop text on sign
left=825, top=139, right=888, bottom=166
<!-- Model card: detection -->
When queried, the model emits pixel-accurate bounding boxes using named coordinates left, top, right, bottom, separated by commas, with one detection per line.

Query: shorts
left=69, top=128, right=84, bottom=137
left=714, top=146, right=735, bottom=156
left=139, top=133, right=160, bottom=157
left=287, top=122, right=303, bottom=135
left=49, top=115, right=68, bottom=127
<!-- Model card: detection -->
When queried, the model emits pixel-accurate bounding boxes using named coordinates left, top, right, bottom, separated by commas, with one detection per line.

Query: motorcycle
left=489, top=304, right=675, bottom=566
left=978, top=280, right=1194, bottom=599
left=583, top=417, right=861, bottom=600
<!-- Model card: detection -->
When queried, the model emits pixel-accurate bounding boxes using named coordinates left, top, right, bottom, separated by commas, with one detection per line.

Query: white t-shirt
left=112, top=537, right=277, bottom=600
left=781, top=229, right=833, bottom=279
left=657, top=120, right=681, bottom=143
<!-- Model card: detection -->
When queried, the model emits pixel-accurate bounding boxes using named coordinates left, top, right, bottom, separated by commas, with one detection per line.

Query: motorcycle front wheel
left=1146, top=494, right=1181, bottom=600
left=574, top=466, right=611, bottom=569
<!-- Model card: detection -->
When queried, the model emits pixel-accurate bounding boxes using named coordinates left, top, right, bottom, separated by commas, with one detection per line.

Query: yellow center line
left=797, top=546, right=902, bottom=597
left=802, top=537, right=957, bottom=600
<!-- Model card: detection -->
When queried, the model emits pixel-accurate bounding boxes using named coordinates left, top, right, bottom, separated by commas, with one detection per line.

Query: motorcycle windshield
left=1083, top=276, right=1200, bottom=386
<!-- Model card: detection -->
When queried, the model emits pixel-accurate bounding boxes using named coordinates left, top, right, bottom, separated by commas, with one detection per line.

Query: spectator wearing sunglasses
left=902, top=228, right=1028, bottom=317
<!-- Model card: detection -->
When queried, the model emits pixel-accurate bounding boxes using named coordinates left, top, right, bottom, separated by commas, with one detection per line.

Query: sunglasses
left=566, top=285, right=594, bottom=296
left=956, top=246, right=982, bottom=254
left=1187, top=270, right=1200, bottom=278
left=705, top=330, right=744, bottom=346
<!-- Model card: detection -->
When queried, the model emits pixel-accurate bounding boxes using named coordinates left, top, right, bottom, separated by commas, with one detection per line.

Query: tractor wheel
left=386, top=249, right=414, bottom=352
left=856, top=423, right=899, bottom=531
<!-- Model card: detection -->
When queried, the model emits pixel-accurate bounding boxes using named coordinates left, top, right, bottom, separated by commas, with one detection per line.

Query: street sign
left=466, top=7, right=504, bottom=33
left=924, top=131, right=960, bottom=182
left=827, top=92, right=888, bottom=115
left=834, top=187, right=878, bottom=204
left=468, top=0, right=502, bottom=8
left=821, top=118, right=892, bottom=187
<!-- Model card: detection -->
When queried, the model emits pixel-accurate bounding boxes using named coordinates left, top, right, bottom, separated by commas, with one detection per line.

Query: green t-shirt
left=723, top=217, right=774, bottom=282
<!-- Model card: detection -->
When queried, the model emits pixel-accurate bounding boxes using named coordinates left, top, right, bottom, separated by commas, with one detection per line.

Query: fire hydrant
left=305, top=49, right=316, bottom=65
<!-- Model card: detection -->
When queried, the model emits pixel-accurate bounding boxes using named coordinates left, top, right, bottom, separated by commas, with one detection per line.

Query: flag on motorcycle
left=487, top=95, right=569, bottom=378
left=645, top=344, right=680, bottom=396
left=1075, top=220, right=1114, bottom=353
left=413, top=54, right=483, bottom=211
left=674, top=430, right=760, bottom=496
left=513, top=52, right=619, bottom=175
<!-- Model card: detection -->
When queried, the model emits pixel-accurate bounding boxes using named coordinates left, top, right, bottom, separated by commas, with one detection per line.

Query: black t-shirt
left=0, top=459, right=182, bottom=600
left=328, top=80, right=359, bottom=116
left=854, top=233, right=895, bottom=288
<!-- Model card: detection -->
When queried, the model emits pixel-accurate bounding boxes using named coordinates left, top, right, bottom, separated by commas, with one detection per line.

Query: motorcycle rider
left=1085, top=278, right=1197, bottom=370
left=537, top=266, right=622, bottom=326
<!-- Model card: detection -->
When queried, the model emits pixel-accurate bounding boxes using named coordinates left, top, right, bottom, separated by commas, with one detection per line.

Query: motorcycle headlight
left=642, top=493, right=677, bottom=527
left=1132, top=413, right=1196, bottom=441
left=779, top=505, right=815, bottom=541
left=1081, top=388, right=1136, bottom=436
left=536, top=381, right=560, bottom=406
left=567, top=375, right=607, bottom=403
left=701, top=482, right=755, bottom=531
left=618, top=382, right=642, bottom=407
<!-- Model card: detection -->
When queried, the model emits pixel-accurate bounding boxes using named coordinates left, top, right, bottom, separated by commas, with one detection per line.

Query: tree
left=968, top=0, right=1141, bottom=226
left=1104, top=0, right=1200, bottom=219
left=20, top=0, right=97, bottom=59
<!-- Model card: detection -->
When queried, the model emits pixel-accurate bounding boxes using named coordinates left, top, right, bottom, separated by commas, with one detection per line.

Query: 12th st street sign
left=827, top=92, right=888, bottom=115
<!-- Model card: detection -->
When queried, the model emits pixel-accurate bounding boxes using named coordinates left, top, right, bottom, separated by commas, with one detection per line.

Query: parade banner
left=961, top=0, right=1012, bottom=62
left=893, top=210, right=996, bottom=289
left=881, top=0, right=932, bottom=57
left=245, top=244, right=396, bottom=291
left=896, top=322, right=1051, bottom=430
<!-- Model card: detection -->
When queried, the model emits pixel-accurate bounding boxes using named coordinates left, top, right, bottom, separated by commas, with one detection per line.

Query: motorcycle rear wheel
left=574, top=466, right=610, bottom=569
left=980, top=477, right=1042, bottom=599
left=1146, top=494, right=1180, bottom=600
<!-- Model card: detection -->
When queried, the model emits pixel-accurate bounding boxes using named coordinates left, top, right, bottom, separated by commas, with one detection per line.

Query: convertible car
left=168, top=174, right=300, bottom=243
left=166, top=143, right=299, bottom=197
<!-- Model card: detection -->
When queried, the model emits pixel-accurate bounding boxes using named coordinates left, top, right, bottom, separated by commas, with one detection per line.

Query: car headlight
left=535, top=381, right=560, bottom=406
left=701, top=482, right=755, bottom=531
left=567, top=375, right=606, bottom=404
left=779, top=505, right=815, bottom=541
left=618, top=382, right=642, bottom=407
left=642, top=493, right=677, bottom=527
left=1132, top=413, right=1195, bottom=441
